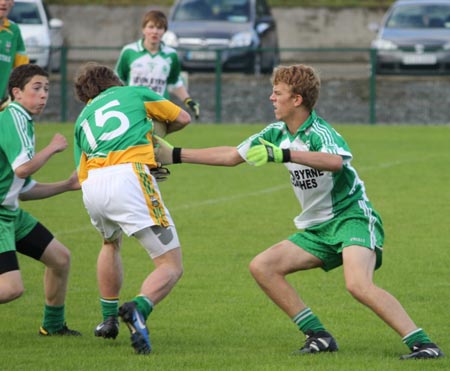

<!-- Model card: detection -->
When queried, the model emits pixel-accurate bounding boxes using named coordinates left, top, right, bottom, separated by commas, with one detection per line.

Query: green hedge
left=46, top=0, right=394, bottom=8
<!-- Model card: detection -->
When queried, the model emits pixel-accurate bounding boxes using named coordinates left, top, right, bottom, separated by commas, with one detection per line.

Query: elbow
left=179, top=110, right=191, bottom=126
left=15, top=167, right=29, bottom=179
left=331, top=157, right=344, bottom=172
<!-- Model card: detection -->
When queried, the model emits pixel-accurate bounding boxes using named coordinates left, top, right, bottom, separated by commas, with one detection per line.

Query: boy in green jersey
left=154, top=64, right=443, bottom=360
left=0, top=64, right=81, bottom=336
left=73, top=62, right=191, bottom=354
left=0, top=0, right=29, bottom=106
left=115, top=10, right=200, bottom=119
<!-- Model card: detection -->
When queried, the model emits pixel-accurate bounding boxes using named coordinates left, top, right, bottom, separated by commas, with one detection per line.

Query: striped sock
left=292, top=308, right=326, bottom=334
left=100, top=297, right=119, bottom=320
left=133, top=295, right=154, bottom=321
left=402, top=328, right=432, bottom=349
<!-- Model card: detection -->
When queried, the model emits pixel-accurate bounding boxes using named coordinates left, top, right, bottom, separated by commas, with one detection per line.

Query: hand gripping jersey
left=237, top=110, right=368, bottom=229
left=74, top=85, right=181, bottom=183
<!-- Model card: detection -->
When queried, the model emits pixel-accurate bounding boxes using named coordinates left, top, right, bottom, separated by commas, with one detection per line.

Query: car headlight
left=162, top=31, right=178, bottom=48
left=229, top=31, right=254, bottom=48
left=25, top=36, right=41, bottom=47
left=372, top=38, right=398, bottom=51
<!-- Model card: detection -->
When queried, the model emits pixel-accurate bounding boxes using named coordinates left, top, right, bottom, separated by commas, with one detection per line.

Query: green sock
left=100, top=297, right=119, bottom=320
left=132, top=295, right=154, bottom=321
left=403, top=328, right=432, bottom=349
left=42, top=304, right=65, bottom=333
left=292, top=308, right=326, bottom=334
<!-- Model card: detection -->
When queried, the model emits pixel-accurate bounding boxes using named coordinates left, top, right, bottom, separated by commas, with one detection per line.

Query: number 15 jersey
left=74, top=85, right=180, bottom=183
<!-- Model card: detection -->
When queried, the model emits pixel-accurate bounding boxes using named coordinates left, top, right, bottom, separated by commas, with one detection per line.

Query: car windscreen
left=385, top=4, right=450, bottom=29
left=8, top=2, right=43, bottom=25
left=173, top=0, right=250, bottom=22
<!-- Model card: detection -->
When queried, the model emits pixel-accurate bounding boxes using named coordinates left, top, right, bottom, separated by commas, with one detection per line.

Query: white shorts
left=82, top=163, right=177, bottom=247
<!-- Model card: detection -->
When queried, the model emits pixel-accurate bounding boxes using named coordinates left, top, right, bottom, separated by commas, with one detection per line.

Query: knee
left=0, top=281, right=24, bottom=303
left=54, top=247, right=71, bottom=271
left=174, top=265, right=183, bottom=282
left=249, top=254, right=270, bottom=280
left=44, top=243, right=71, bottom=271
left=345, top=280, right=371, bottom=302
left=168, top=263, right=183, bottom=284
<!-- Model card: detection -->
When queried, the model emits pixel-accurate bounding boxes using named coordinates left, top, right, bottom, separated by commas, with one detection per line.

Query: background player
left=115, top=9, right=200, bottom=119
left=0, top=0, right=29, bottom=108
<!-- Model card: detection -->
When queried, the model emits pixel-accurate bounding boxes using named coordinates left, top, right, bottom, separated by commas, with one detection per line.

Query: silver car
left=162, top=0, right=279, bottom=74
left=371, top=0, right=450, bottom=74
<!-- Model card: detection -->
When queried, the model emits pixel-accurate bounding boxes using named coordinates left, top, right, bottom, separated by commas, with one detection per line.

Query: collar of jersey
left=298, top=110, right=317, bottom=133
left=8, top=102, right=32, bottom=120
left=1, top=17, right=11, bottom=30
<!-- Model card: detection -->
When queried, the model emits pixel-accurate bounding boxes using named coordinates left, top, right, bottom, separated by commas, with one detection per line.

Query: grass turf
left=1, top=123, right=449, bottom=370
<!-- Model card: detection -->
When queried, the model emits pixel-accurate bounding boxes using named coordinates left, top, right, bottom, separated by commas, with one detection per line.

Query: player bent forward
left=0, top=64, right=81, bottom=336
left=73, top=62, right=191, bottom=354
left=154, top=64, right=444, bottom=360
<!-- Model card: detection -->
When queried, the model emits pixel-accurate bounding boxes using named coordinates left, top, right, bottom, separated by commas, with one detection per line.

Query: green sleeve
left=115, top=49, right=130, bottom=84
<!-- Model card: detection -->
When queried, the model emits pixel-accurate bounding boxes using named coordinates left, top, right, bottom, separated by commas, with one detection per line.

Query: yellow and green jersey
left=0, top=18, right=29, bottom=100
left=115, top=39, right=183, bottom=99
left=237, top=110, right=370, bottom=229
left=74, top=85, right=181, bottom=183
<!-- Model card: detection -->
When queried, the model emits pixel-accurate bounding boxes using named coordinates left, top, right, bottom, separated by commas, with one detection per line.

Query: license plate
left=188, top=51, right=217, bottom=61
left=402, top=54, right=437, bottom=65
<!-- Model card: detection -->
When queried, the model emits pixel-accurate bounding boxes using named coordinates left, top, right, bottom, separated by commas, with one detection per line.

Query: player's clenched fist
left=49, top=133, right=68, bottom=153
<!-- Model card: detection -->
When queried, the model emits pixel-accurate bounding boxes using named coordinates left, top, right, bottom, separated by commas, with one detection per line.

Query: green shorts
left=0, top=209, right=38, bottom=254
left=288, top=200, right=384, bottom=272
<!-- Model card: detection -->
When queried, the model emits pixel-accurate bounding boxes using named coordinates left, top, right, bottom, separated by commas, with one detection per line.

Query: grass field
left=1, top=123, right=449, bottom=370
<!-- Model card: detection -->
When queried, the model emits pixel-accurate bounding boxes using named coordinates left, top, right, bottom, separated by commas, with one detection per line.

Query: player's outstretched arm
left=19, top=171, right=80, bottom=201
left=247, top=138, right=342, bottom=172
left=154, top=136, right=243, bottom=167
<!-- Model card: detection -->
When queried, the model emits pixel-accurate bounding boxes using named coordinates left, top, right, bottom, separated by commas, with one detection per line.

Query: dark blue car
left=162, top=0, right=279, bottom=74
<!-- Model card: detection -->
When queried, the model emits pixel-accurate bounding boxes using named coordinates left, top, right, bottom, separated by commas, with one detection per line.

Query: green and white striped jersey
left=237, top=111, right=368, bottom=229
left=0, top=102, right=36, bottom=216
left=115, top=39, right=183, bottom=99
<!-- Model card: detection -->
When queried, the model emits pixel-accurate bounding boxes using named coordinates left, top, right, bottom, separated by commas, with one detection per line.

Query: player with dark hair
left=154, top=64, right=444, bottom=360
left=115, top=9, right=200, bottom=119
left=0, top=64, right=81, bottom=336
left=0, top=0, right=30, bottom=108
left=73, top=62, right=191, bottom=354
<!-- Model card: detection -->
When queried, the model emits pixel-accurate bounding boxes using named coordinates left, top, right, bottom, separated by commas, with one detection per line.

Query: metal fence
left=39, top=46, right=450, bottom=125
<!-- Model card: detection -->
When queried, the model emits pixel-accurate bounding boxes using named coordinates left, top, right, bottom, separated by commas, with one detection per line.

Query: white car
left=8, top=0, right=63, bottom=71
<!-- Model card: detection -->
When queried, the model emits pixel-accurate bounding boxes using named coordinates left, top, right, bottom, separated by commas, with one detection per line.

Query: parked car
left=162, top=0, right=279, bottom=74
left=370, top=0, right=450, bottom=75
left=8, top=0, right=64, bottom=72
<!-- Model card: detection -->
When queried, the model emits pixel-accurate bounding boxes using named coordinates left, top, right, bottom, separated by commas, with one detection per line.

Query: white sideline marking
left=53, top=157, right=427, bottom=237
left=171, top=184, right=289, bottom=211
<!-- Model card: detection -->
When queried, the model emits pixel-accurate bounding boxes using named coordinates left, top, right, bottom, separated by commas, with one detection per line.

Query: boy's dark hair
left=8, top=64, right=49, bottom=100
left=74, top=62, right=123, bottom=103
